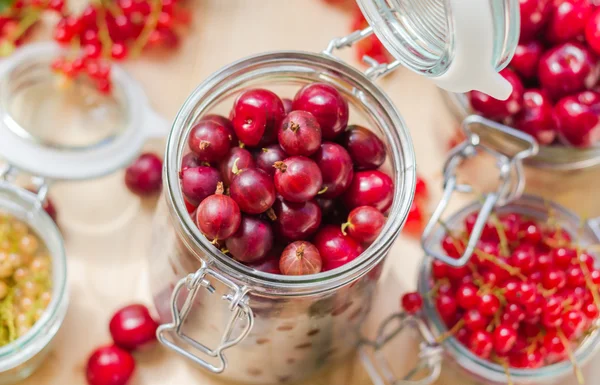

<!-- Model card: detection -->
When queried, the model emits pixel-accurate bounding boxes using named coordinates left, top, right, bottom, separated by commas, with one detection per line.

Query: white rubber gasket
left=0, top=43, right=171, bottom=180
left=432, top=0, right=513, bottom=100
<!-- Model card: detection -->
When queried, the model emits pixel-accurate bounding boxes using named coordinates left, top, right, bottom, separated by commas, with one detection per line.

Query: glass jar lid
left=0, top=42, right=168, bottom=180
left=357, top=0, right=519, bottom=100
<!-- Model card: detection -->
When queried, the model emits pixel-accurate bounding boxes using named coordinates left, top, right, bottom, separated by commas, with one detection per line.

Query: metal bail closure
left=360, top=312, right=443, bottom=385
left=421, top=116, right=539, bottom=267
left=322, top=26, right=401, bottom=81
left=156, top=260, right=254, bottom=374
left=0, top=163, right=50, bottom=216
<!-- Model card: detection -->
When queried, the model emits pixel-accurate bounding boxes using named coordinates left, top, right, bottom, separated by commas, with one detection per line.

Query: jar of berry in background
left=437, top=0, right=600, bottom=218
left=148, top=0, right=520, bottom=383
left=0, top=42, right=169, bottom=256
left=362, top=195, right=600, bottom=385
left=0, top=170, right=68, bottom=384
left=360, top=117, right=600, bottom=384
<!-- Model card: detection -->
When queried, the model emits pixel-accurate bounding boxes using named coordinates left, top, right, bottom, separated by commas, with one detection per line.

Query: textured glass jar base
left=150, top=198, right=382, bottom=384
left=417, top=196, right=600, bottom=385
left=436, top=91, right=600, bottom=217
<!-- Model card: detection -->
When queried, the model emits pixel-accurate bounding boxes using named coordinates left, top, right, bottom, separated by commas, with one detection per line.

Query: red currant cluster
left=469, top=0, right=600, bottom=149
left=48, top=0, right=190, bottom=94
left=86, top=304, right=159, bottom=385
left=403, top=210, right=600, bottom=378
left=178, top=83, right=394, bottom=276
left=0, top=0, right=63, bottom=55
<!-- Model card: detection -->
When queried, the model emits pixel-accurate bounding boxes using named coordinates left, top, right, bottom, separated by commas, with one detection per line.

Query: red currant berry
left=226, top=216, right=274, bottom=263
left=493, top=325, right=517, bottom=354
left=340, top=125, right=386, bottom=170
left=279, top=241, right=322, bottom=275
left=463, top=309, right=488, bottom=332
left=543, top=268, right=567, bottom=290
left=313, top=143, right=354, bottom=199
left=342, top=170, right=394, bottom=212
left=86, top=345, right=135, bottom=385
left=124, top=153, right=162, bottom=196
left=456, top=283, right=479, bottom=310
left=230, top=168, right=276, bottom=214
left=274, top=157, right=323, bottom=203
left=342, top=206, right=385, bottom=244
left=109, top=304, right=158, bottom=351
left=219, top=147, right=255, bottom=186
left=468, top=330, right=493, bottom=359
left=546, top=0, right=592, bottom=43
left=478, top=293, right=500, bottom=316
left=278, top=111, right=321, bottom=156
left=313, top=225, right=364, bottom=271
left=401, top=292, right=423, bottom=314
left=231, top=89, right=285, bottom=147
left=195, top=183, right=241, bottom=242
left=292, top=83, right=349, bottom=140
left=273, top=199, right=322, bottom=241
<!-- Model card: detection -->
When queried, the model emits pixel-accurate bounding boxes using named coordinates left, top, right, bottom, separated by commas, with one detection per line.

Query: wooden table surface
left=15, top=1, right=600, bottom=384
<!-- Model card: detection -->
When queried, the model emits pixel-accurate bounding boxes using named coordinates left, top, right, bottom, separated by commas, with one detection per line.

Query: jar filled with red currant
left=361, top=127, right=600, bottom=384
left=148, top=1, right=521, bottom=383
left=438, top=0, right=600, bottom=217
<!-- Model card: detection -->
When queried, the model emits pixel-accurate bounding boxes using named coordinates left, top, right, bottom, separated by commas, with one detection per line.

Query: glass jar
left=0, top=42, right=168, bottom=381
left=0, top=177, right=67, bottom=384
left=361, top=194, right=600, bottom=385
left=438, top=90, right=600, bottom=218
left=149, top=2, right=521, bottom=383
left=149, top=50, right=415, bottom=384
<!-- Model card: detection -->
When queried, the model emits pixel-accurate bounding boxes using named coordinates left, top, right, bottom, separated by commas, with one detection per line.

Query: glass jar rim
left=417, top=194, right=600, bottom=382
left=0, top=183, right=68, bottom=372
left=443, top=91, right=600, bottom=171
left=164, top=50, right=416, bottom=293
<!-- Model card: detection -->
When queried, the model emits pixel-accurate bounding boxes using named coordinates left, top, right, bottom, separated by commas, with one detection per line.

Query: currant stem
left=231, top=158, right=241, bottom=175
left=130, top=0, right=162, bottom=56
left=266, top=208, right=277, bottom=221
left=557, top=328, right=585, bottom=385
left=435, top=319, right=464, bottom=344
left=341, top=221, right=351, bottom=236
left=96, top=3, right=113, bottom=57
left=489, top=213, right=510, bottom=257
left=215, top=182, right=224, bottom=195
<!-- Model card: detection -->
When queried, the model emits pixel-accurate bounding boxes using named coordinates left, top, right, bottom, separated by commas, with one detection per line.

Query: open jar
left=361, top=194, right=600, bottom=385
left=148, top=1, right=521, bottom=383
left=0, top=42, right=168, bottom=382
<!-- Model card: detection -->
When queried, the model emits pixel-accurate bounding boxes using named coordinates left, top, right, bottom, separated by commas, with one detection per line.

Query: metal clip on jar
left=149, top=1, right=519, bottom=383
left=361, top=120, right=600, bottom=384
left=0, top=42, right=169, bottom=382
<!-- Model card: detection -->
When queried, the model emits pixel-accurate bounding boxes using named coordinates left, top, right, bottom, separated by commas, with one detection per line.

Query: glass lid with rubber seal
left=0, top=42, right=168, bottom=181
left=356, top=0, right=520, bottom=100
